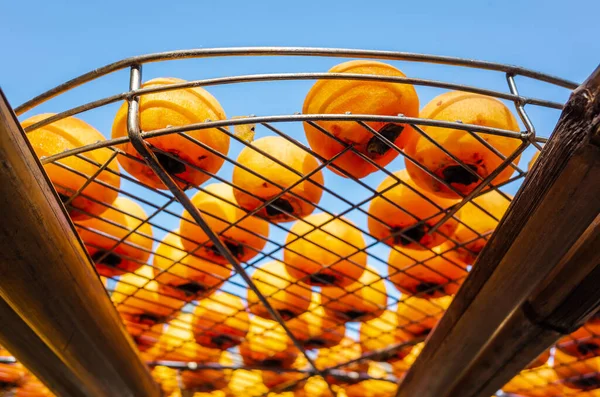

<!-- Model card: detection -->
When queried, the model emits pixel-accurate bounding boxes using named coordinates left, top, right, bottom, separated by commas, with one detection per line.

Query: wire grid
left=13, top=47, right=590, bottom=397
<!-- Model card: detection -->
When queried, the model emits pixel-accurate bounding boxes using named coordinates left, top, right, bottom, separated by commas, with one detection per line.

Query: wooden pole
left=0, top=89, right=161, bottom=397
left=396, top=65, right=600, bottom=397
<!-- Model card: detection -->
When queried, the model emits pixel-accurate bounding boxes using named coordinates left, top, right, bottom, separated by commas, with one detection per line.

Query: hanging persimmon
left=303, top=60, right=419, bottom=179
left=262, top=355, right=307, bottom=391
left=153, top=230, right=231, bottom=301
left=501, top=364, right=563, bottom=397
left=396, top=296, right=452, bottom=339
left=124, top=321, right=164, bottom=353
left=112, top=265, right=184, bottom=327
left=525, top=350, right=551, bottom=370
left=283, top=213, right=367, bottom=287
left=320, top=265, right=387, bottom=323
left=286, top=293, right=346, bottom=349
left=315, top=337, right=366, bottom=386
left=112, top=77, right=229, bottom=190
left=180, top=183, right=269, bottom=265
left=232, top=136, right=324, bottom=223
left=180, top=351, right=233, bottom=393
left=554, top=349, right=600, bottom=391
left=239, top=316, right=298, bottom=368
left=387, top=242, right=468, bottom=298
left=247, top=260, right=312, bottom=321
left=453, top=190, right=512, bottom=264
left=359, top=310, right=413, bottom=362
left=368, top=169, right=459, bottom=250
left=557, top=319, right=600, bottom=360
left=75, top=196, right=154, bottom=277
left=22, top=114, right=120, bottom=221
left=405, top=91, right=521, bottom=199
left=193, top=291, right=249, bottom=350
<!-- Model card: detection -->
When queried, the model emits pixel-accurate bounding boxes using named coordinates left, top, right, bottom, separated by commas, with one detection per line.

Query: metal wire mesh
left=11, top=47, right=591, bottom=397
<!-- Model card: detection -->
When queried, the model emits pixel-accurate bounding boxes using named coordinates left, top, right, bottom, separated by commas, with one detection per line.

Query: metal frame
left=8, top=47, right=593, bottom=397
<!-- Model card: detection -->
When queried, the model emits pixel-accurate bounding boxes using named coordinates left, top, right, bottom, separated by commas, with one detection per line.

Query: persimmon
left=315, top=337, right=366, bottom=385
left=529, top=151, right=540, bottom=170
left=152, top=366, right=178, bottom=397
left=396, top=296, right=452, bottom=338
left=112, top=77, right=229, bottom=190
left=286, top=293, right=346, bottom=349
left=75, top=196, right=153, bottom=277
left=554, top=350, right=600, bottom=391
left=14, top=378, right=53, bottom=397
left=22, top=114, right=120, bottom=221
left=387, top=242, right=468, bottom=298
left=454, top=190, right=512, bottom=263
left=502, top=365, right=564, bottom=397
left=193, top=291, right=249, bottom=350
left=247, top=260, right=312, bottom=321
left=359, top=310, right=413, bottom=362
left=526, top=350, right=551, bottom=370
left=239, top=316, right=298, bottom=368
left=345, top=362, right=397, bottom=397
left=0, top=359, right=27, bottom=392
left=124, top=321, right=164, bottom=353
left=283, top=213, right=367, bottom=287
left=303, top=60, right=419, bottom=179
left=557, top=320, right=600, bottom=359
left=112, top=265, right=183, bottom=326
left=294, top=376, right=338, bottom=397
left=405, top=91, right=521, bottom=199
left=321, top=265, right=387, bottom=323
left=180, top=183, right=269, bottom=265
left=391, top=342, right=424, bottom=379
left=228, top=370, right=268, bottom=397
left=153, top=230, right=231, bottom=301
left=262, top=355, right=308, bottom=390
left=232, top=136, right=325, bottom=223
left=180, top=351, right=233, bottom=392
left=368, top=169, right=459, bottom=250
left=153, top=313, right=222, bottom=362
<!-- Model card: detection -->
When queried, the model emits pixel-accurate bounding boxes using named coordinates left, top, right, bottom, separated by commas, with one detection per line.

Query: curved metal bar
left=15, top=46, right=578, bottom=115
left=21, top=72, right=564, bottom=134
left=39, top=113, right=528, bottom=166
left=125, top=65, right=337, bottom=396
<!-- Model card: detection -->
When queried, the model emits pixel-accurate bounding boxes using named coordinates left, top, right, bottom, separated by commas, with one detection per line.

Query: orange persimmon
left=283, top=213, right=367, bottom=287
left=151, top=312, right=222, bottom=363
left=368, top=169, right=459, bottom=250
left=526, top=350, right=551, bottom=370
left=529, top=151, right=541, bottom=170
left=228, top=370, right=268, bottom=397
left=502, top=364, right=564, bottom=397
left=112, top=77, right=229, bottom=190
left=75, top=196, right=153, bottom=277
left=180, top=183, right=269, bottom=265
left=124, top=321, right=164, bottom=353
left=359, top=310, right=413, bottom=362
left=286, top=293, right=346, bottom=349
left=344, top=362, right=397, bottom=397
left=247, top=260, right=312, bottom=321
left=0, top=360, right=27, bottom=393
left=232, top=136, right=324, bottom=223
left=557, top=320, right=600, bottom=359
left=193, top=291, right=249, bottom=350
left=153, top=230, right=231, bottom=301
left=14, top=377, right=54, bottom=397
left=22, top=114, right=120, bottom=221
left=180, top=351, right=233, bottom=392
left=405, top=91, right=521, bottom=199
left=239, top=316, right=298, bottom=368
left=303, top=60, right=419, bottom=179
left=396, top=296, right=452, bottom=339
left=112, top=265, right=184, bottom=326
left=554, top=350, right=600, bottom=391
left=315, top=337, right=366, bottom=385
left=454, top=190, right=512, bottom=263
left=321, top=265, right=387, bottom=323
left=152, top=366, right=178, bottom=397
left=387, top=242, right=468, bottom=298
left=262, top=355, right=308, bottom=390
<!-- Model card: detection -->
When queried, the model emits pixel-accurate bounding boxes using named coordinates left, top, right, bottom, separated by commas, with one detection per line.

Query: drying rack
left=0, top=47, right=598, bottom=397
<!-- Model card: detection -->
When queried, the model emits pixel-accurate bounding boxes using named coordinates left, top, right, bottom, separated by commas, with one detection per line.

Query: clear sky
left=2, top=0, right=598, bottom=345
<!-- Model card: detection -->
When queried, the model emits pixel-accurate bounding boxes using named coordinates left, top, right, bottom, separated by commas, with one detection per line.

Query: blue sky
left=2, top=0, right=598, bottom=343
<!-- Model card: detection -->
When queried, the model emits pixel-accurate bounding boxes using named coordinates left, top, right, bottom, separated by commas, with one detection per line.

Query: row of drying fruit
left=0, top=346, right=54, bottom=396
